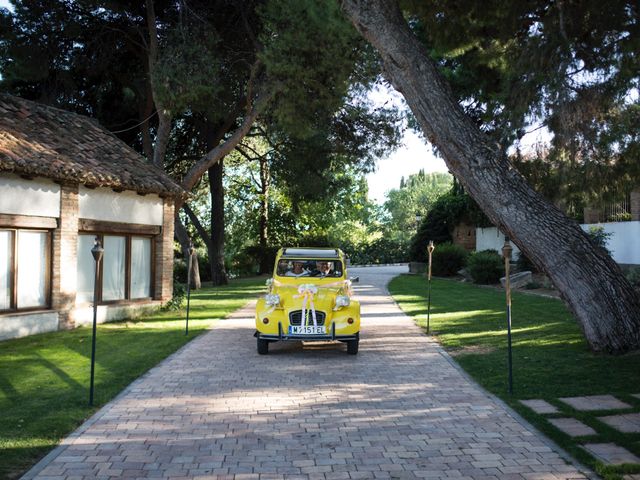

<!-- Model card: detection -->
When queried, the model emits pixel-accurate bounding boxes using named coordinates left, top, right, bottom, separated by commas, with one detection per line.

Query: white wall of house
left=73, top=302, right=162, bottom=327
left=477, top=222, right=640, bottom=265
left=79, top=186, right=163, bottom=225
left=0, top=174, right=60, bottom=217
left=0, top=311, right=59, bottom=341
left=580, top=221, right=640, bottom=265
left=475, top=227, right=521, bottom=260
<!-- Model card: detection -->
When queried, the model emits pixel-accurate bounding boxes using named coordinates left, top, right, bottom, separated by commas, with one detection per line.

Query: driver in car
left=311, top=261, right=333, bottom=277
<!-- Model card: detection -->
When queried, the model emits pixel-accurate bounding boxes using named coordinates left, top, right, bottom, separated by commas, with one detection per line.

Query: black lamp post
left=185, top=242, right=194, bottom=336
left=502, top=237, right=514, bottom=394
left=89, top=237, right=104, bottom=406
left=426, top=240, right=435, bottom=334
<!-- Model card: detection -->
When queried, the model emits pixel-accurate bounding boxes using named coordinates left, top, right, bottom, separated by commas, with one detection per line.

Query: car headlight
left=264, top=293, right=280, bottom=306
left=335, top=295, right=350, bottom=308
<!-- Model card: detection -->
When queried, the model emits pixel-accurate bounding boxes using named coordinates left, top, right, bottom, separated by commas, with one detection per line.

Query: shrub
left=586, top=226, right=612, bottom=255
left=626, top=267, right=640, bottom=289
left=340, top=236, right=409, bottom=265
left=467, top=249, right=504, bottom=284
left=163, top=282, right=186, bottom=311
left=431, top=242, right=469, bottom=276
left=173, top=258, right=187, bottom=283
left=409, top=189, right=491, bottom=262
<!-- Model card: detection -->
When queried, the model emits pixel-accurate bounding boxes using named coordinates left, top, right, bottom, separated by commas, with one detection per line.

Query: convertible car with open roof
left=254, top=247, right=360, bottom=355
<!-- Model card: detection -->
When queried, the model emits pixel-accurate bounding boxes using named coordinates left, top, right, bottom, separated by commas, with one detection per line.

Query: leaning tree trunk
left=208, top=159, right=228, bottom=286
left=341, top=0, right=640, bottom=353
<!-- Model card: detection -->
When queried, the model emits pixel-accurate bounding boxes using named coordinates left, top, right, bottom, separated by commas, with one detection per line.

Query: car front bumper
left=254, top=322, right=359, bottom=342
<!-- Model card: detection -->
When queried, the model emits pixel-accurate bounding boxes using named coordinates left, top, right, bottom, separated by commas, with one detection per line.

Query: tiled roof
left=0, top=94, right=186, bottom=197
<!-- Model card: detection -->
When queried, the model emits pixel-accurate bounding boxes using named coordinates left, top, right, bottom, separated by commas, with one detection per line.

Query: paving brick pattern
left=548, top=418, right=596, bottom=437
left=558, top=395, right=631, bottom=411
left=597, top=413, right=640, bottom=433
left=23, top=266, right=593, bottom=480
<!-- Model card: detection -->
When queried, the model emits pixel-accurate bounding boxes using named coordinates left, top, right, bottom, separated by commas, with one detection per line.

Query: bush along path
left=389, top=274, right=640, bottom=480
left=0, top=277, right=265, bottom=480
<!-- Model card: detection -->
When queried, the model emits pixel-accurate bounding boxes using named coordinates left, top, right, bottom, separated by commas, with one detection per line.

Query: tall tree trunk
left=145, top=0, right=172, bottom=169
left=139, top=83, right=155, bottom=161
left=258, top=155, right=271, bottom=274
left=188, top=250, right=202, bottom=290
left=208, top=159, right=228, bottom=285
left=174, top=218, right=202, bottom=289
left=341, top=0, right=640, bottom=353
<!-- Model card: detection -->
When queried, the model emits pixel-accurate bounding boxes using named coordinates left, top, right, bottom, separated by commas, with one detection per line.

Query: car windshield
left=276, top=259, right=343, bottom=278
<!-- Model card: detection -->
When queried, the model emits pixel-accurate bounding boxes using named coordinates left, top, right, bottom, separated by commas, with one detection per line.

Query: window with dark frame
left=77, top=233, right=153, bottom=304
left=0, top=229, right=51, bottom=312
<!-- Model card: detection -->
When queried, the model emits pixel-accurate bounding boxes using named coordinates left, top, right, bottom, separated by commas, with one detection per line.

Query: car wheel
left=347, top=338, right=359, bottom=355
left=257, top=338, right=269, bottom=355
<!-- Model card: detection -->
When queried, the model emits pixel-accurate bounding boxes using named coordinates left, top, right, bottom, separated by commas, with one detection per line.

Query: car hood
left=272, top=284, right=344, bottom=312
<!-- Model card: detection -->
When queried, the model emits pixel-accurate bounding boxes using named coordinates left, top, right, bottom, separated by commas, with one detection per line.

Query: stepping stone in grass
left=548, top=418, right=596, bottom=437
left=519, top=399, right=559, bottom=414
left=558, top=395, right=631, bottom=411
left=597, top=413, right=640, bottom=433
left=582, top=443, right=640, bottom=465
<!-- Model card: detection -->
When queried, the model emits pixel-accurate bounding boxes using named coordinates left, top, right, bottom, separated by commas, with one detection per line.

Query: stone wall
left=452, top=221, right=476, bottom=251
left=631, top=190, right=640, bottom=221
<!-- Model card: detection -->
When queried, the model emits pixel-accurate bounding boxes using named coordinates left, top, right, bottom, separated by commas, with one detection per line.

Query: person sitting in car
left=285, top=261, right=309, bottom=277
left=310, top=260, right=334, bottom=277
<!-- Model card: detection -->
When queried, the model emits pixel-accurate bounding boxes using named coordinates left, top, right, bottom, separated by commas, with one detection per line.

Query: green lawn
left=389, top=274, right=640, bottom=480
left=0, top=277, right=265, bottom=480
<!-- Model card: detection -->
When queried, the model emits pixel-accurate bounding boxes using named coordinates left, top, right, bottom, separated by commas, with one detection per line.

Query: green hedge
left=468, top=249, right=504, bottom=284
left=431, top=242, right=469, bottom=276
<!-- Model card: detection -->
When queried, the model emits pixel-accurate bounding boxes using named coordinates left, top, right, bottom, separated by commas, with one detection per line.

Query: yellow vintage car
left=254, top=247, right=360, bottom=355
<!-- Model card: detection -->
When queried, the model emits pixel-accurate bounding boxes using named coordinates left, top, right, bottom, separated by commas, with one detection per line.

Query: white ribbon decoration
left=295, top=284, right=318, bottom=327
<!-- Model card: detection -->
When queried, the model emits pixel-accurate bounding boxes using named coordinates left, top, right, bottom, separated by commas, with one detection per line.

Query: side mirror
left=349, top=276, right=359, bottom=283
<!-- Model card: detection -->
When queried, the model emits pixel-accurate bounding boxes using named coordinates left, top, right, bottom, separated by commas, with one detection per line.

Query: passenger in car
left=285, top=261, right=309, bottom=277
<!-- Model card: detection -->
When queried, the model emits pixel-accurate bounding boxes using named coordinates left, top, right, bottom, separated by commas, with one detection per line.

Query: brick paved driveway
left=24, top=266, right=593, bottom=480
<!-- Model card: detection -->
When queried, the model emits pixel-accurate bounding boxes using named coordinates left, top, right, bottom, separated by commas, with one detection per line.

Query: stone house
left=0, top=94, right=185, bottom=340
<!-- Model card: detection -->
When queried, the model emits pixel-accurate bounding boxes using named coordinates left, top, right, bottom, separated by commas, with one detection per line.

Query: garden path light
left=89, top=236, right=103, bottom=406
left=502, top=237, right=514, bottom=395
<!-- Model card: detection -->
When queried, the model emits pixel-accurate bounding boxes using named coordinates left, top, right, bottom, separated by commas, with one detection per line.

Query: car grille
left=289, top=310, right=326, bottom=326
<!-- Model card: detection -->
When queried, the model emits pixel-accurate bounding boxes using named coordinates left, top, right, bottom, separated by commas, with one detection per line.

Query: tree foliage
left=383, top=170, right=452, bottom=235
left=402, top=0, right=640, bottom=201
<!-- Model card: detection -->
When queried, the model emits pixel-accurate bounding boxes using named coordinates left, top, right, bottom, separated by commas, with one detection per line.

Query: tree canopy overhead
left=401, top=0, right=640, bottom=200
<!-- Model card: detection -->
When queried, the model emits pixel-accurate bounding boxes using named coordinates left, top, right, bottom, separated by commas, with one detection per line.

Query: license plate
left=289, top=325, right=326, bottom=335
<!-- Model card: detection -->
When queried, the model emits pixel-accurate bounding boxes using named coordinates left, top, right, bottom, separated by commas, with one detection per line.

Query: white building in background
left=0, top=94, right=185, bottom=341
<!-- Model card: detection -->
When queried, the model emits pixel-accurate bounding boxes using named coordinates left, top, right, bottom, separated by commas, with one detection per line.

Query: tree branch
left=183, top=204, right=212, bottom=248
left=178, top=87, right=275, bottom=207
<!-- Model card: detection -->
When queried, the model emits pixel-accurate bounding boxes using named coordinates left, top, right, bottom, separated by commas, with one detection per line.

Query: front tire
left=257, top=338, right=269, bottom=355
left=347, top=338, right=359, bottom=355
